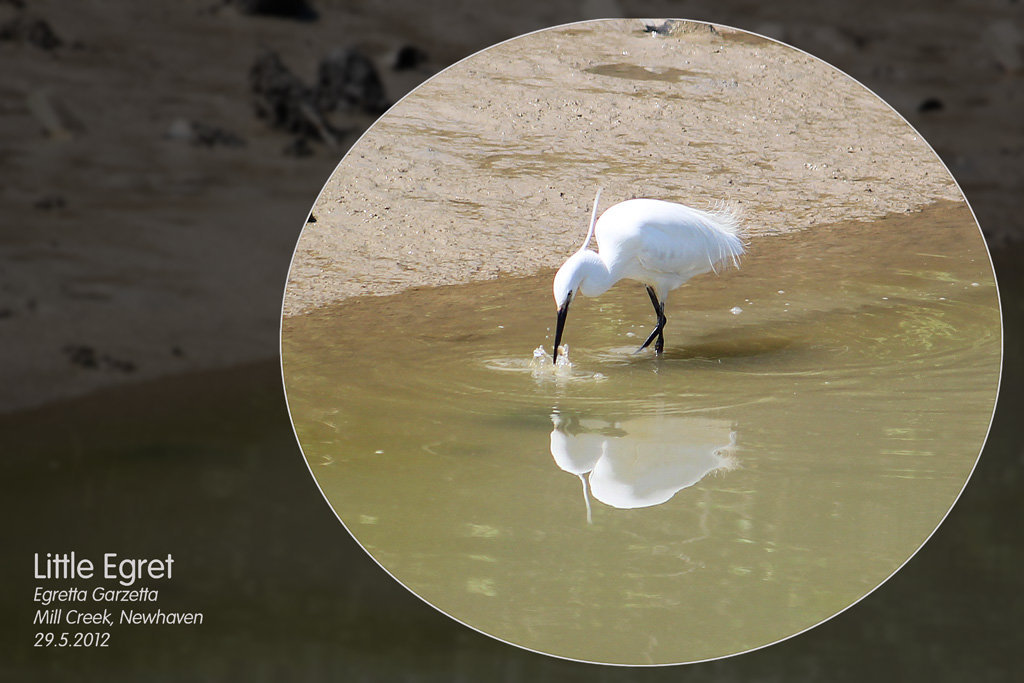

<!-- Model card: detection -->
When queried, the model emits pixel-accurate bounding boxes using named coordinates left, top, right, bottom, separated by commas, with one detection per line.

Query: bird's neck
left=575, top=250, right=616, bottom=298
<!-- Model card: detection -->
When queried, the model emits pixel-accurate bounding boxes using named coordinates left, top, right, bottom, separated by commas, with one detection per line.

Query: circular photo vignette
left=280, top=19, right=1001, bottom=666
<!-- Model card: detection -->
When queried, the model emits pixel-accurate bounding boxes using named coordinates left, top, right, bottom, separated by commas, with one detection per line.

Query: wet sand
left=285, top=20, right=961, bottom=316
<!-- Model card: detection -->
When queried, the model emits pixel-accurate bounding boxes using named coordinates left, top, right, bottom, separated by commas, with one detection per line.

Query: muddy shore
left=286, top=20, right=961, bottom=316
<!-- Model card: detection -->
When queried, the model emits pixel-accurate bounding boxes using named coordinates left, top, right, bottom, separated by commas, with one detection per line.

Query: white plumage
left=552, top=190, right=745, bottom=361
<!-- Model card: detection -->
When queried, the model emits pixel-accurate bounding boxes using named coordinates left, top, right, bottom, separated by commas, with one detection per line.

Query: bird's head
left=553, top=251, right=589, bottom=309
left=551, top=188, right=606, bottom=364
left=552, top=250, right=604, bottom=363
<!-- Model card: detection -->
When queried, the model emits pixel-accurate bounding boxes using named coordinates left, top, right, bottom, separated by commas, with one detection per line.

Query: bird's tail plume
left=698, top=200, right=746, bottom=272
left=704, top=199, right=744, bottom=239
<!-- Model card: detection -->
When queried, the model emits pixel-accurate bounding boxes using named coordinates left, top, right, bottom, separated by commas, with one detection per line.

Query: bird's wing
left=642, top=223, right=731, bottom=274
left=595, top=199, right=744, bottom=282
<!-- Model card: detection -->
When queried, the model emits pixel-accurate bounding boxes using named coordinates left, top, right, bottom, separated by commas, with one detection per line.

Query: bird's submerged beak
left=553, top=295, right=571, bottom=364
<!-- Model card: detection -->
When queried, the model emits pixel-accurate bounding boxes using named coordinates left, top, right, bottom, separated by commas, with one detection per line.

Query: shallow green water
left=282, top=202, right=999, bottom=664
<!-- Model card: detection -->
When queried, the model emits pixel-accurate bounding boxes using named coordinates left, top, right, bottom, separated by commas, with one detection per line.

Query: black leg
left=638, top=326, right=660, bottom=352
left=637, top=286, right=667, bottom=354
left=649, top=288, right=666, bottom=354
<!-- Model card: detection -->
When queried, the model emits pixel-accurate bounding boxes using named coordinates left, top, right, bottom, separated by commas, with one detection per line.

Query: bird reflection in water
left=549, top=411, right=738, bottom=523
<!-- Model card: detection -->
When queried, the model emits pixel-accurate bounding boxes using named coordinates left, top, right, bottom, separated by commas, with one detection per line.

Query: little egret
left=552, top=190, right=745, bottom=362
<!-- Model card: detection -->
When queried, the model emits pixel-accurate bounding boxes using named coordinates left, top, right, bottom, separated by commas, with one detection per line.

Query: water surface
left=282, top=201, right=999, bottom=664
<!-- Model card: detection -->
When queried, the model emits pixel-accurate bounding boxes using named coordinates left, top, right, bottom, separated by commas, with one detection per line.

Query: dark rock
left=283, top=135, right=314, bottom=157
left=63, top=344, right=98, bottom=369
left=307, top=213, right=317, bottom=223
left=642, top=20, right=678, bottom=35
left=643, top=20, right=716, bottom=36
left=250, top=50, right=316, bottom=135
left=250, top=50, right=338, bottom=146
left=192, top=122, right=244, bottom=147
left=315, top=48, right=389, bottom=114
left=63, top=344, right=136, bottom=372
left=166, top=119, right=245, bottom=148
left=839, top=27, right=871, bottom=50
left=230, top=0, right=318, bottom=21
left=392, top=45, right=429, bottom=71
left=34, top=195, right=66, bottom=210
left=100, top=354, right=136, bottom=373
left=0, top=14, right=62, bottom=50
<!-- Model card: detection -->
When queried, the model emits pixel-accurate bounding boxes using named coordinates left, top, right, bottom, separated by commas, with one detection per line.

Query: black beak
left=553, top=296, right=571, bottom=364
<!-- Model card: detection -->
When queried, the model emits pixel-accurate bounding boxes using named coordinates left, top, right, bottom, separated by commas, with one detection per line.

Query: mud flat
left=286, top=20, right=962, bottom=317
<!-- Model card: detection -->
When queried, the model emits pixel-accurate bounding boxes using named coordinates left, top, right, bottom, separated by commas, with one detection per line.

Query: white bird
left=549, top=413, right=738, bottom=514
left=552, top=190, right=745, bottom=361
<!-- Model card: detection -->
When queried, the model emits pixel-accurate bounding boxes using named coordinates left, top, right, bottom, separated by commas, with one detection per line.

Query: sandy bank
left=285, top=19, right=961, bottom=317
